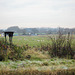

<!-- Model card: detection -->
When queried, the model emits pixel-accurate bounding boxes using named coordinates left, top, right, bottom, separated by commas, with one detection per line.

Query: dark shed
left=4, top=31, right=14, bottom=45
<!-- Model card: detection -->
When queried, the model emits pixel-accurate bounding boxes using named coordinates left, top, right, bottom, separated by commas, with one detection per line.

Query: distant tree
left=31, top=28, right=39, bottom=34
left=22, top=29, right=26, bottom=35
left=0, top=30, right=3, bottom=34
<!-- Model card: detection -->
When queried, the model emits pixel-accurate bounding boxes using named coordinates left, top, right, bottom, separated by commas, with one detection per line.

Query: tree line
left=0, top=26, right=75, bottom=35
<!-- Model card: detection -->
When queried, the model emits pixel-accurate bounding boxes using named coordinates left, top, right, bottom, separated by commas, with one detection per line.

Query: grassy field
left=2, top=35, right=75, bottom=47
left=2, top=35, right=51, bottom=47
left=13, top=36, right=51, bottom=47
left=0, top=35, right=75, bottom=75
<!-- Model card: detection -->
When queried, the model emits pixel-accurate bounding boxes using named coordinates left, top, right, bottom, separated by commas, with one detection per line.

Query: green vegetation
left=48, top=33, right=74, bottom=58
left=0, top=34, right=75, bottom=75
left=2, top=36, right=50, bottom=47
left=0, top=58, right=75, bottom=75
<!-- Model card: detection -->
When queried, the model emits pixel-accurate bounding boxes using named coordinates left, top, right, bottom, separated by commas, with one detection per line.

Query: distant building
left=13, top=33, right=19, bottom=36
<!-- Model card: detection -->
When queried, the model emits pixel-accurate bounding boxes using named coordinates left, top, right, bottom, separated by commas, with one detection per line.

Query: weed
left=42, top=62, right=49, bottom=66
left=50, top=59, right=54, bottom=61
left=60, top=61, right=66, bottom=64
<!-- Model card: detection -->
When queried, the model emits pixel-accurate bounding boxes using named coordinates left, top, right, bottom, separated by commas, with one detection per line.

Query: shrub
left=48, top=31, right=74, bottom=58
left=0, top=38, right=9, bottom=61
left=0, top=38, right=30, bottom=61
left=40, top=43, right=51, bottom=51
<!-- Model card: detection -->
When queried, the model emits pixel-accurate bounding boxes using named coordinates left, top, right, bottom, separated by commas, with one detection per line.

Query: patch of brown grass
left=0, top=68, right=74, bottom=75
left=23, top=48, right=50, bottom=59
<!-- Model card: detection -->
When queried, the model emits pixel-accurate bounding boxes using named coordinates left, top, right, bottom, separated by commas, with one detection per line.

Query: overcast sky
left=0, top=0, right=75, bottom=29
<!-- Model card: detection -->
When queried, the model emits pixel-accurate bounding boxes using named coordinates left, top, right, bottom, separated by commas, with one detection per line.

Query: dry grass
left=0, top=67, right=74, bottom=75
left=23, top=48, right=50, bottom=59
left=0, top=58, right=74, bottom=75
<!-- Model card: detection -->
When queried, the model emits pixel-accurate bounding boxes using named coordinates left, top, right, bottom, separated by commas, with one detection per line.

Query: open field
left=13, top=36, right=50, bottom=47
left=1, top=35, right=51, bottom=47
left=1, top=35, right=75, bottom=47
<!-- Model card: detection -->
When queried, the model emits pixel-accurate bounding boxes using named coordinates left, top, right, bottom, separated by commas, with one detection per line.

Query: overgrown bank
left=0, top=68, right=75, bottom=75
left=0, top=34, right=75, bottom=75
left=0, top=58, right=75, bottom=75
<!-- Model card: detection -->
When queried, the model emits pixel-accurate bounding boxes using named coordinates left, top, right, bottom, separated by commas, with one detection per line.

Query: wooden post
left=9, top=32, right=13, bottom=45
left=4, top=32, right=7, bottom=43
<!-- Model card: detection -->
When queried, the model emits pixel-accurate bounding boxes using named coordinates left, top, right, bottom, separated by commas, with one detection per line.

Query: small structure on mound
left=4, top=31, right=14, bottom=45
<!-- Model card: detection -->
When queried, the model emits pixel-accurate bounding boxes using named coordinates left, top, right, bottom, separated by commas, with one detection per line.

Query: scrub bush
left=48, top=32, right=74, bottom=58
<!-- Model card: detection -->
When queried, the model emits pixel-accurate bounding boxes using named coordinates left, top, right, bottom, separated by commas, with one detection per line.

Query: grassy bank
left=0, top=68, right=75, bottom=75
left=0, top=49, right=75, bottom=75
left=0, top=58, right=75, bottom=75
